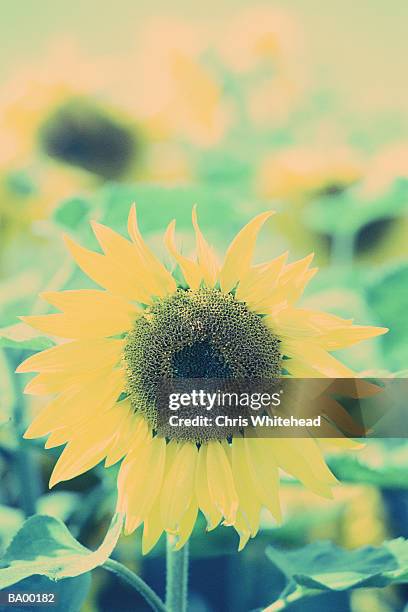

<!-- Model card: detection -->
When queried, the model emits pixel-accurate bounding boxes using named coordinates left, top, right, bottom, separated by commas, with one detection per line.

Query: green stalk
left=166, top=536, right=189, bottom=612
left=6, top=350, right=42, bottom=516
left=330, top=230, right=355, bottom=268
left=104, top=558, right=167, bottom=612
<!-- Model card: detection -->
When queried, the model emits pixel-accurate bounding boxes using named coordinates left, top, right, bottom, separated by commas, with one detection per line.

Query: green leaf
left=0, top=506, right=24, bottom=554
left=1, top=573, right=91, bottom=612
left=53, top=197, right=91, bottom=230
left=328, top=441, right=408, bottom=489
left=0, top=272, right=43, bottom=328
left=304, top=178, right=408, bottom=236
left=266, top=538, right=408, bottom=592
left=0, top=323, right=55, bottom=351
left=196, top=148, right=253, bottom=192
left=0, top=513, right=123, bottom=589
left=96, top=182, right=246, bottom=243
left=366, top=263, right=408, bottom=370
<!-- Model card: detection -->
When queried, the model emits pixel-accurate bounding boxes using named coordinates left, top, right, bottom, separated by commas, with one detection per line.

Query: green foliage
left=196, top=148, right=253, bottom=193
left=366, top=263, right=408, bottom=370
left=91, top=182, right=247, bottom=241
left=0, top=513, right=123, bottom=589
left=304, top=178, right=408, bottom=236
left=0, top=506, right=24, bottom=555
left=328, top=447, right=408, bottom=489
left=52, top=197, right=91, bottom=230
left=267, top=538, right=408, bottom=589
left=0, top=323, right=55, bottom=351
left=265, top=538, right=408, bottom=609
left=2, top=574, right=91, bottom=612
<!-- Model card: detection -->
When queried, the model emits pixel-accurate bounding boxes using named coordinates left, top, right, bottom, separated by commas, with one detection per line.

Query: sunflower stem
left=104, top=558, right=167, bottom=612
left=166, top=535, right=189, bottom=612
left=330, top=230, right=355, bottom=268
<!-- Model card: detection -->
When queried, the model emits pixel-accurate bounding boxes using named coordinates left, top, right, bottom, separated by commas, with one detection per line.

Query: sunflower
left=0, top=40, right=141, bottom=180
left=18, top=206, right=386, bottom=552
left=355, top=142, right=408, bottom=264
left=258, top=146, right=364, bottom=202
left=217, top=6, right=306, bottom=129
left=257, top=146, right=365, bottom=261
left=217, top=5, right=301, bottom=74
left=117, top=17, right=229, bottom=148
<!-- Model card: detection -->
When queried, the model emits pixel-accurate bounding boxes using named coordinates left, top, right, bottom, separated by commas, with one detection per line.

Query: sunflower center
left=38, top=97, right=138, bottom=179
left=123, top=287, right=281, bottom=442
left=172, top=341, right=232, bottom=378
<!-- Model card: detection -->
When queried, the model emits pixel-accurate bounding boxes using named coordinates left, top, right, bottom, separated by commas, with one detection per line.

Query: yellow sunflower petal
left=195, top=443, right=222, bottom=530
left=235, top=252, right=288, bottom=306
left=49, top=403, right=129, bottom=487
left=260, top=259, right=317, bottom=311
left=90, top=221, right=163, bottom=301
left=41, top=289, right=138, bottom=315
left=206, top=441, right=238, bottom=524
left=244, top=437, right=281, bottom=522
left=317, top=325, right=388, bottom=351
left=173, top=497, right=199, bottom=551
left=142, top=494, right=164, bottom=555
left=23, top=369, right=103, bottom=396
left=16, top=339, right=124, bottom=374
left=135, top=440, right=179, bottom=535
left=284, top=268, right=318, bottom=305
left=192, top=206, right=219, bottom=286
left=292, top=437, right=338, bottom=485
left=105, top=398, right=138, bottom=468
left=164, top=220, right=202, bottom=289
left=21, top=290, right=139, bottom=339
left=63, top=234, right=149, bottom=302
left=116, top=417, right=150, bottom=514
left=24, top=369, right=124, bottom=438
left=270, top=308, right=387, bottom=350
left=219, top=211, right=274, bottom=292
left=23, top=373, right=62, bottom=396
left=127, top=204, right=177, bottom=296
left=269, top=438, right=334, bottom=498
left=123, top=436, right=166, bottom=533
left=161, top=442, right=198, bottom=532
left=234, top=511, right=252, bottom=552
left=44, top=427, right=73, bottom=449
left=279, top=253, right=315, bottom=287
left=231, top=437, right=261, bottom=536
left=283, top=340, right=356, bottom=377
left=105, top=408, right=142, bottom=468
left=283, top=359, right=323, bottom=378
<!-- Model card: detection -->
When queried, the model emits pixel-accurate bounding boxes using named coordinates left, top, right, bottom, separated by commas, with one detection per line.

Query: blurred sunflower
left=257, top=146, right=365, bottom=260
left=216, top=5, right=306, bottom=128
left=118, top=17, right=229, bottom=148
left=217, top=5, right=300, bottom=74
left=258, top=146, right=364, bottom=202
left=355, top=142, right=408, bottom=263
left=18, top=207, right=386, bottom=551
left=0, top=40, right=142, bottom=181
